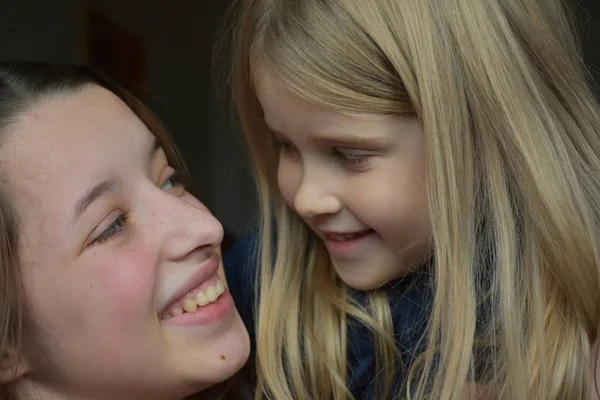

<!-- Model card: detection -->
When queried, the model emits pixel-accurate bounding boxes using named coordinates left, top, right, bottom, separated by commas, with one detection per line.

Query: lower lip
left=323, top=230, right=375, bottom=258
left=161, top=290, right=235, bottom=327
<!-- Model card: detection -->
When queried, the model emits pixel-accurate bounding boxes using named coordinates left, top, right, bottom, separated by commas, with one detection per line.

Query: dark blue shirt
left=224, top=228, right=432, bottom=399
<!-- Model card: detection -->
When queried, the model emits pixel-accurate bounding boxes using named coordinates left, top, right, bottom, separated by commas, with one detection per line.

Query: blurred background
left=1, top=0, right=599, bottom=248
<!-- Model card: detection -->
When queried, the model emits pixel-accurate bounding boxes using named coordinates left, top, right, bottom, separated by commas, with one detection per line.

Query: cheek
left=22, top=246, right=164, bottom=383
left=87, top=246, right=157, bottom=318
left=26, top=244, right=158, bottom=350
left=277, top=158, right=302, bottom=206
left=350, top=168, right=430, bottom=240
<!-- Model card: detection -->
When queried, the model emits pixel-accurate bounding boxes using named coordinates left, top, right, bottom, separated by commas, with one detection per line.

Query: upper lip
left=159, top=252, right=220, bottom=314
left=322, top=229, right=371, bottom=236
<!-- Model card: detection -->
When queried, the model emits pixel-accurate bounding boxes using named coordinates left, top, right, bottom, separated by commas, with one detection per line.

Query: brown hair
left=0, top=60, right=190, bottom=399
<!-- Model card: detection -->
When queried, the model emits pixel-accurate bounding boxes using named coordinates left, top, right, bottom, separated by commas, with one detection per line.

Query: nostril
left=293, top=193, right=315, bottom=218
left=293, top=201, right=315, bottom=219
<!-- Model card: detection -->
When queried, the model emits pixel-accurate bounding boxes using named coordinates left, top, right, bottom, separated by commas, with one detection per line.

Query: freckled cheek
left=78, top=248, right=159, bottom=330
left=23, top=248, right=159, bottom=351
left=277, top=159, right=302, bottom=206
left=101, top=250, right=158, bottom=318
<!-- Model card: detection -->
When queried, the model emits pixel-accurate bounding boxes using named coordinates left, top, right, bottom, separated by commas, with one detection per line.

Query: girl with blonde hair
left=225, top=0, right=600, bottom=398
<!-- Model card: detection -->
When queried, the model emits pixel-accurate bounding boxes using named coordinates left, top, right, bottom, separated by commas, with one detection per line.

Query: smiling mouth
left=159, top=277, right=226, bottom=320
left=325, top=229, right=373, bottom=242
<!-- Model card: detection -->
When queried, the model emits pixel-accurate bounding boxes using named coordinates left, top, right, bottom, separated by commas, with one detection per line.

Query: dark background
left=1, top=0, right=599, bottom=244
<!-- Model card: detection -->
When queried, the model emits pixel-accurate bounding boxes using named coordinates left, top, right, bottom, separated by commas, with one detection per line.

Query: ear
left=0, top=347, right=28, bottom=383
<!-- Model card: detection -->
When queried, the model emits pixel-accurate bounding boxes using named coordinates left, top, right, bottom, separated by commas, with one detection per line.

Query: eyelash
left=92, top=212, right=129, bottom=245
left=333, top=149, right=370, bottom=167
left=275, top=137, right=371, bottom=169
left=161, top=171, right=185, bottom=191
left=90, top=171, right=184, bottom=246
left=274, top=138, right=296, bottom=153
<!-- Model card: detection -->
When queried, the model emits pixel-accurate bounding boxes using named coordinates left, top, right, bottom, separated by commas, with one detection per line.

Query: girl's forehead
left=1, top=86, right=153, bottom=225
left=3, top=87, right=150, bottom=169
left=254, top=69, right=402, bottom=139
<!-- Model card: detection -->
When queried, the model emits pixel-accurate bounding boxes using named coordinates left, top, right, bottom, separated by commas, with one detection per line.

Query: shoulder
left=389, top=271, right=433, bottom=351
left=346, top=272, right=433, bottom=397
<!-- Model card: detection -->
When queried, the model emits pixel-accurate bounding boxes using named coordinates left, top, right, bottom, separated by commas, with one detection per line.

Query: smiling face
left=4, top=86, right=249, bottom=399
left=254, top=70, right=432, bottom=290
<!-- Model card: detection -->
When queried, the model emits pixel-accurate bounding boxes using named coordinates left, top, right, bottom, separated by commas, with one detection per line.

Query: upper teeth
left=161, top=279, right=225, bottom=320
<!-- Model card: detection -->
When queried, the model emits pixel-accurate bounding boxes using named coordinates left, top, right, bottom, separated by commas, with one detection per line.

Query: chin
left=169, top=312, right=251, bottom=394
left=335, top=269, right=386, bottom=291
left=202, top=312, right=250, bottom=381
left=341, top=277, right=388, bottom=291
left=334, top=263, right=403, bottom=291
left=215, top=313, right=251, bottom=375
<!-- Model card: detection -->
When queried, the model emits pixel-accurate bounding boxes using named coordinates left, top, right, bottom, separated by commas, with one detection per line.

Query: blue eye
left=92, top=213, right=128, bottom=245
left=161, top=172, right=184, bottom=191
left=161, top=177, right=175, bottom=191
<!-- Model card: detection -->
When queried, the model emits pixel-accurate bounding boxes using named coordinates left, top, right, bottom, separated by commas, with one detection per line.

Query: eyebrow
left=71, top=178, right=120, bottom=226
left=71, top=139, right=161, bottom=226
left=315, top=132, right=385, bottom=147
left=271, top=129, right=385, bottom=147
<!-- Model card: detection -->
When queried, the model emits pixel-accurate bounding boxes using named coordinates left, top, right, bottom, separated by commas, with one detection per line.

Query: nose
left=152, top=191, right=224, bottom=262
left=293, top=173, right=342, bottom=219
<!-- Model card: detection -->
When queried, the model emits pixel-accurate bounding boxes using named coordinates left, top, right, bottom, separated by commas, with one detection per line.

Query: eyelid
left=159, top=166, right=177, bottom=186
left=87, top=210, right=127, bottom=246
left=161, top=164, right=176, bottom=177
left=91, top=209, right=120, bottom=234
left=335, top=147, right=373, bottom=155
left=159, top=168, right=187, bottom=196
left=272, top=133, right=288, bottom=144
left=334, top=147, right=375, bottom=159
left=327, top=137, right=388, bottom=151
left=333, top=148, right=373, bottom=170
left=273, top=133, right=298, bottom=151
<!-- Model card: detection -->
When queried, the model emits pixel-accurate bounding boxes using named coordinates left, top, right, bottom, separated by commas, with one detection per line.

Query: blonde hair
left=233, top=0, right=600, bottom=399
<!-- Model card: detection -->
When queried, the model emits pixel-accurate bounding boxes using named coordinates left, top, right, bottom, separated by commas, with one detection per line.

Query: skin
left=3, top=86, right=249, bottom=399
left=254, top=69, right=432, bottom=290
